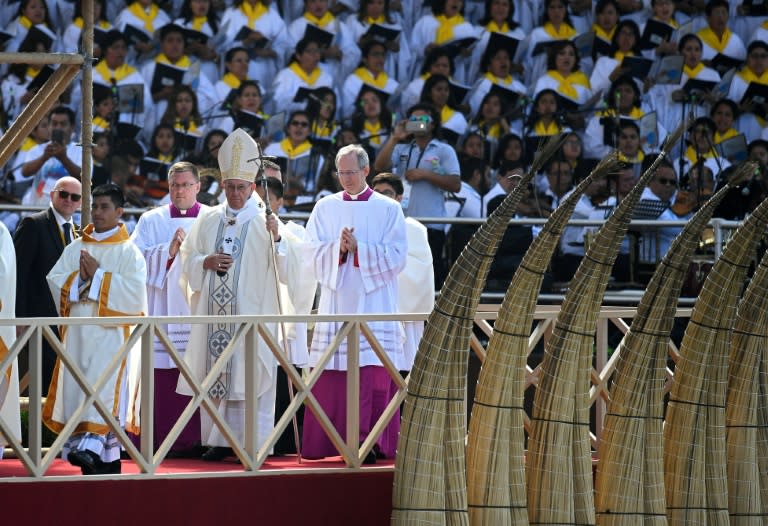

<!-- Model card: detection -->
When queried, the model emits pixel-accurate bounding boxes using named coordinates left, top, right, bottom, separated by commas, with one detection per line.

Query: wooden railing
left=0, top=305, right=691, bottom=480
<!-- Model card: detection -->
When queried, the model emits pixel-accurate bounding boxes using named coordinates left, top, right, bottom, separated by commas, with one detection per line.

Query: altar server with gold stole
left=44, top=184, right=148, bottom=475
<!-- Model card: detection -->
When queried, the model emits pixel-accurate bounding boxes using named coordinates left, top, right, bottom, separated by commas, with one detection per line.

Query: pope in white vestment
left=176, top=129, right=301, bottom=460
left=0, top=222, right=21, bottom=459
left=44, top=185, right=147, bottom=474
left=301, top=145, right=407, bottom=462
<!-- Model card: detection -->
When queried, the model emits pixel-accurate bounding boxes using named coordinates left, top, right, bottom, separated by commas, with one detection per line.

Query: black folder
left=150, top=62, right=185, bottom=94
left=640, top=19, right=675, bottom=50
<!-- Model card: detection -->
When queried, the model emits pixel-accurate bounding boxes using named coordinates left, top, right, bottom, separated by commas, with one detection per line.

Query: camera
left=405, top=120, right=428, bottom=133
left=51, top=129, right=65, bottom=145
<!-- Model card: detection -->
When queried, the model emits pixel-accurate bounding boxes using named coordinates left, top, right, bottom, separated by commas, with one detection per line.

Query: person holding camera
left=19, top=106, right=83, bottom=210
left=374, top=102, right=461, bottom=288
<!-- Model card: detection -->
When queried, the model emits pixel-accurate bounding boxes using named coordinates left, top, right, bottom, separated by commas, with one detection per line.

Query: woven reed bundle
left=664, top=182, right=768, bottom=525
left=392, top=136, right=563, bottom=526
left=759, top=328, right=768, bottom=508
left=726, top=248, right=768, bottom=522
left=527, top=125, right=685, bottom=525
left=594, top=164, right=751, bottom=525
left=466, top=155, right=619, bottom=526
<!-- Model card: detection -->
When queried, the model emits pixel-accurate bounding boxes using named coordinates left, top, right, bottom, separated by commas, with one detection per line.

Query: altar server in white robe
left=129, top=161, right=208, bottom=455
left=176, top=128, right=302, bottom=461
left=0, top=222, right=21, bottom=460
left=371, top=173, right=434, bottom=371
left=44, top=184, right=148, bottom=475
left=301, top=145, right=407, bottom=463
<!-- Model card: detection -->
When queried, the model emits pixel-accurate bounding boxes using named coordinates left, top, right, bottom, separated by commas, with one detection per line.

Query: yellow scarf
left=549, top=70, right=589, bottom=100
left=598, top=106, right=644, bottom=119
left=738, top=66, right=768, bottom=85
left=222, top=72, right=242, bottom=89
left=175, top=119, right=200, bottom=134
left=355, top=67, right=388, bottom=89
left=684, top=145, right=716, bottom=164
left=158, top=152, right=174, bottom=163
left=26, top=66, right=41, bottom=80
left=683, top=62, right=704, bottom=78
left=364, top=120, right=383, bottom=146
left=714, top=128, right=738, bottom=144
left=698, top=26, right=732, bottom=54
left=156, top=53, right=191, bottom=68
left=93, top=116, right=111, bottom=130
left=440, top=105, right=455, bottom=125
left=366, top=16, right=386, bottom=24
left=435, top=14, right=465, bottom=44
left=19, top=15, right=32, bottom=29
left=192, top=15, right=206, bottom=31
left=652, top=16, right=677, bottom=29
left=312, top=121, right=336, bottom=139
left=75, top=17, right=111, bottom=30
left=486, top=21, right=509, bottom=33
left=304, top=11, right=335, bottom=28
left=543, top=22, right=576, bottom=39
left=21, top=136, right=39, bottom=152
left=241, top=1, right=268, bottom=26
left=484, top=72, right=513, bottom=85
left=479, top=121, right=502, bottom=140
left=534, top=119, right=561, bottom=136
left=95, top=60, right=136, bottom=83
left=619, top=150, right=644, bottom=164
left=279, top=137, right=312, bottom=158
left=614, top=50, right=633, bottom=62
left=763, top=20, right=768, bottom=30
left=128, top=1, right=160, bottom=32
left=592, top=23, right=615, bottom=43
left=289, top=62, right=321, bottom=85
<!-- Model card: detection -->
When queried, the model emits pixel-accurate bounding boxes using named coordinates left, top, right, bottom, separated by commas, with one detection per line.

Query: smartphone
left=51, top=129, right=65, bottom=145
left=405, top=120, right=427, bottom=133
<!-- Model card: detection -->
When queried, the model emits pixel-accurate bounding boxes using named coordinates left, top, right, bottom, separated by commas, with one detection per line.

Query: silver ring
left=218, top=263, right=221, bottom=268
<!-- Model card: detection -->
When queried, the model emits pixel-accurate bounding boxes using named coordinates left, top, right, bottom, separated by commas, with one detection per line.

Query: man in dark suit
left=13, top=176, right=82, bottom=390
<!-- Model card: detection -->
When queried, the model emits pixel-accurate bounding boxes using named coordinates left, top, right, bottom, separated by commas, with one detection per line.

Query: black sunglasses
left=56, top=190, right=82, bottom=202
left=655, top=177, right=677, bottom=186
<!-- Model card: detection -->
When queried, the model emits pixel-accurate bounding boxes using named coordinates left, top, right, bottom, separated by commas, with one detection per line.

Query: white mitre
left=218, top=128, right=263, bottom=182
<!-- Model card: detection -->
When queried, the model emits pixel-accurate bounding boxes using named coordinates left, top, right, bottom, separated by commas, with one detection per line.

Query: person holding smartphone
left=20, top=106, right=83, bottom=209
left=374, top=102, right=461, bottom=288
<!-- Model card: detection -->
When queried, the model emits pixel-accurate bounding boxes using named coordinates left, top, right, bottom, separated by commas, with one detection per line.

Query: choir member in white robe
left=371, top=173, right=434, bottom=372
left=218, top=1, right=292, bottom=88
left=176, top=129, right=301, bottom=461
left=44, top=184, right=148, bottom=475
left=301, top=145, right=407, bottom=463
left=287, top=2, right=361, bottom=83
left=129, top=162, right=208, bottom=455
left=0, top=222, right=21, bottom=460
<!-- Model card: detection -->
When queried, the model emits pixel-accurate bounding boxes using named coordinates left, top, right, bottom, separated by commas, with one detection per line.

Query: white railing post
left=244, top=322, right=258, bottom=467
left=346, top=322, right=360, bottom=466
left=140, top=322, right=155, bottom=463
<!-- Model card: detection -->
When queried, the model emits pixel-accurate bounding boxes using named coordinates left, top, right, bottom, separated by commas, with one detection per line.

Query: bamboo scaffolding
left=726, top=248, right=768, bottom=523
left=664, top=188, right=768, bottom=524
left=527, top=123, right=685, bottom=525
left=594, top=163, right=753, bottom=525
left=391, top=136, right=563, bottom=526
left=466, top=154, right=619, bottom=526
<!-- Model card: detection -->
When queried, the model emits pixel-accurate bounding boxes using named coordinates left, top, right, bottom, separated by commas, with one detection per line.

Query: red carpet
left=0, top=456, right=395, bottom=525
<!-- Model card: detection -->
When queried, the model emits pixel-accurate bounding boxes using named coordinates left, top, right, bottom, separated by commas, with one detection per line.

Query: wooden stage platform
left=0, top=455, right=395, bottom=525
